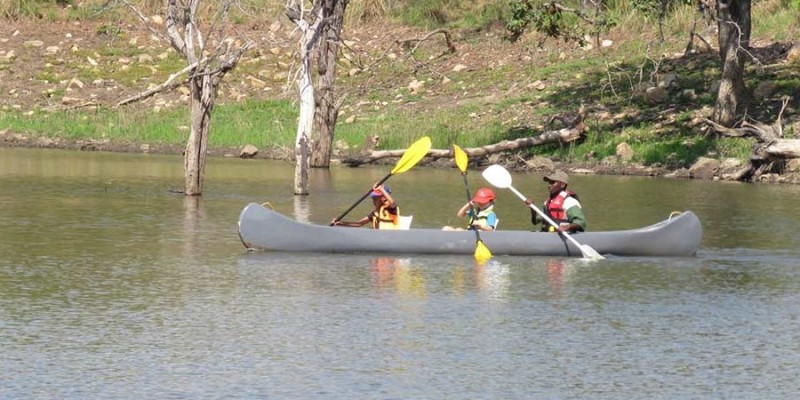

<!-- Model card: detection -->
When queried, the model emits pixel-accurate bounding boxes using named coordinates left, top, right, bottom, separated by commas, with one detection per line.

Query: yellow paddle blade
left=391, top=136, right=432, bottom=174
left=453, top=144, right=468, bottom=173
left=474, top=240, right=492, bottom=262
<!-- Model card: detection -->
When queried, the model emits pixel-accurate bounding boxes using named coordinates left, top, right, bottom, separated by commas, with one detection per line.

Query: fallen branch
left=704, top=98, right=797, bottom=181
left=343, top=121, right=585, bottom=167
left=397, top=28, right=456, bottom=56
left=44, top=101, right=99, bottom=112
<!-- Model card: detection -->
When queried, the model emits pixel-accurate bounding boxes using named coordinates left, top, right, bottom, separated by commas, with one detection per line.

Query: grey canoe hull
left=237, top=203, right=702, bottom=257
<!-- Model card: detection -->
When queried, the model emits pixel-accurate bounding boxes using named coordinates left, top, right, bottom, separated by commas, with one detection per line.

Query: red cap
left=472, top=187, right=495, bottom=203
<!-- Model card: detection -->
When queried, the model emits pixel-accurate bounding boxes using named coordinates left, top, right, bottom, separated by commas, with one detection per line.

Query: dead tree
left=166, top=0, right=252, bottom=195
left=712, top=0, right=751, bottom=127
left=286, top=0, right=326, bottom=195
left=118, top=0, right=251, bottom=195
left=311, top=0, right=349, bottom=169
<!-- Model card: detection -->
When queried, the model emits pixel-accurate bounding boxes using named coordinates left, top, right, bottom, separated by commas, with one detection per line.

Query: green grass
left=0, top=99, right=301, bottom=148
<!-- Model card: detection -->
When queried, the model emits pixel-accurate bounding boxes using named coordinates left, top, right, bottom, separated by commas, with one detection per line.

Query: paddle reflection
left=370, top=257, right=427, bottom=297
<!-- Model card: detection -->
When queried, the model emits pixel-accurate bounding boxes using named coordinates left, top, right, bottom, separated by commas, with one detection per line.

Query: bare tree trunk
left=185, top=76, right=215, bottom=195
left=294, top=50, right=314, bottom=195
left=712, top=0, right=751, bottom=127
left=311, top=0, right=348, bottom=168
left=163, top=0, right=251, bottom=196
left=287, top=2, right=325, bottom=194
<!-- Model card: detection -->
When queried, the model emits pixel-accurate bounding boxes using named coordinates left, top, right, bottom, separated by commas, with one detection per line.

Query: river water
left=2, top=148, right=800, bottom=399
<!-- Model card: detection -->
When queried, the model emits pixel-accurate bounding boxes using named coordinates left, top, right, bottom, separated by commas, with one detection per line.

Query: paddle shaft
left=505, top=185, right=588, bottom=251
left=461, top=172, right=484, bottom=237
left=330, top=173, right=391, bottom=225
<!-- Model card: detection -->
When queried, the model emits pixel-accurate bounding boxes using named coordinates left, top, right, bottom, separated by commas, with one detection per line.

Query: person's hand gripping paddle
left=453, top=145, right=492, bottom=262
left=331, top=136, right=432, bottom=225
left=482, top=164, right=604, bottom=260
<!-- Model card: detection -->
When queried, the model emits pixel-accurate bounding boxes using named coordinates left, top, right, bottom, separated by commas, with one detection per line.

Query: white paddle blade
left=580, top=245, right=605, bottom=260
left=482, top=164, right=512, bottom=189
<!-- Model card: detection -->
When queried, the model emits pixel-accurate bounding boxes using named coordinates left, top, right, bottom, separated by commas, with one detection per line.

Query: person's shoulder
left=563, top=196, right=582, bottom=209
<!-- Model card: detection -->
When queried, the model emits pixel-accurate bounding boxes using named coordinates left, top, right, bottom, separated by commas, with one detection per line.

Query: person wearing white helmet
left=525, top=170, right=587, bottom=233
left=443, top=187, right=498, bottom=231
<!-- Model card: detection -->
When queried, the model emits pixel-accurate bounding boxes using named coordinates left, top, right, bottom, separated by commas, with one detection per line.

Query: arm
left=561, top=205, right=586, bottom=232
left=456, top=202, right=472, bottom=218
left=331, top=216, right=370, bottom=227
left=374, top=184, right=396, bottom=208
left=525, top=198, right=542, bottom=226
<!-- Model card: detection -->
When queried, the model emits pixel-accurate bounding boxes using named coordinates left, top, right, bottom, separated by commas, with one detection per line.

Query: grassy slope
left=0, top=0, right=798, bottom=169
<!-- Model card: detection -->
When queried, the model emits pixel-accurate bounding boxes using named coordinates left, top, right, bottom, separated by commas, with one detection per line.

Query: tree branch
left=115, top=60, right=200, bottom=107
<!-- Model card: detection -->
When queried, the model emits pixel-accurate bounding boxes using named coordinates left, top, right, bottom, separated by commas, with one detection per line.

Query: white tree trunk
left=294, top=52, right=314, bottom=195
left=287, top=3, right=325, bottom=195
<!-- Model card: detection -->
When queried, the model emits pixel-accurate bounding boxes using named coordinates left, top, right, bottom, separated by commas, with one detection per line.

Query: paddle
left=453, top=145, right=492, bottom=262
left=481, top=164, right=604, bottom=260
left=331, top=136, right=432, bottom=225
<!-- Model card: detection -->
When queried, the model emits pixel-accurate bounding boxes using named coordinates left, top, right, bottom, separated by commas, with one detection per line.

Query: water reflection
left=473, top=260, right=511, bottom=300
left=293, top=195, right=311, bottom=223
left=370, top=257, right=426, bottom=297
left=545, top=258, right=579, bottom=298
left=181, top=196, right=204, bottom=259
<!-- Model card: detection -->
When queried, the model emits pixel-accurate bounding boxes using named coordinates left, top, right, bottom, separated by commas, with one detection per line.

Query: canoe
left=237, top=203, right=702, bottom=257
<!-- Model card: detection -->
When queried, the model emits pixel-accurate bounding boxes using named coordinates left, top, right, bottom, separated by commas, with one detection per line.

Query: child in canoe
left=442, top=187, right=498, bottom=231
left=331, top=184, right=401, bottom=229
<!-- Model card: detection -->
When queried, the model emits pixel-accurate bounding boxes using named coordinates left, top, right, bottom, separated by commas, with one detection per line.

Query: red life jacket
left=544, top=190, right=578, bottom=225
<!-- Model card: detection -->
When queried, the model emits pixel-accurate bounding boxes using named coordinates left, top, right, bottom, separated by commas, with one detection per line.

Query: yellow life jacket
left=373, top=205, right=400, bottom=230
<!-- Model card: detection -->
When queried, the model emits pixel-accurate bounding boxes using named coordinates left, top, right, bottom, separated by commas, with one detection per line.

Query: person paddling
left=524, top=170, right=586, bottom=233
left=331, top=184, right=400, bottom=229
left=443, top=187, right=498, bottom=231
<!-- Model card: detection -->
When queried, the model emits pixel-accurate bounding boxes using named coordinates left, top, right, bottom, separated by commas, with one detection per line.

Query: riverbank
left=5, top=126, right=800, bottom=185
left=1, top=3, right=799, bottom=184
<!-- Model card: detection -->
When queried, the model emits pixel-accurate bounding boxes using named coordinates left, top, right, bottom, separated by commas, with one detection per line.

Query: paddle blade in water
left=482, top=164, right=512, bottom=189
left=474, top=239, right=492, bottom=262
left=391, top=136, right=432, bottom=174
left=454, top=144, right=468, bottom=173
left=579, top=244, right=604, bottom=260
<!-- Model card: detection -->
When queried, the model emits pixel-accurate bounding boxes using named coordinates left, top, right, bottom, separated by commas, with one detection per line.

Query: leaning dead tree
left=344, top=113, right=586, bottom=166
left=286, top=0, right=326, bottom=195
left=120, top=0, right=252, bottom=196
left=705, top=98, right=799, bottom=180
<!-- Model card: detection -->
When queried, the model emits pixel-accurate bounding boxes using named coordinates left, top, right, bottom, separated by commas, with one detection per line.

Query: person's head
left=471, top=187, right=495, bottom=208
left=370, top=185, right=392, bottom=207
left=543, top=170, right=569, bottom=195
